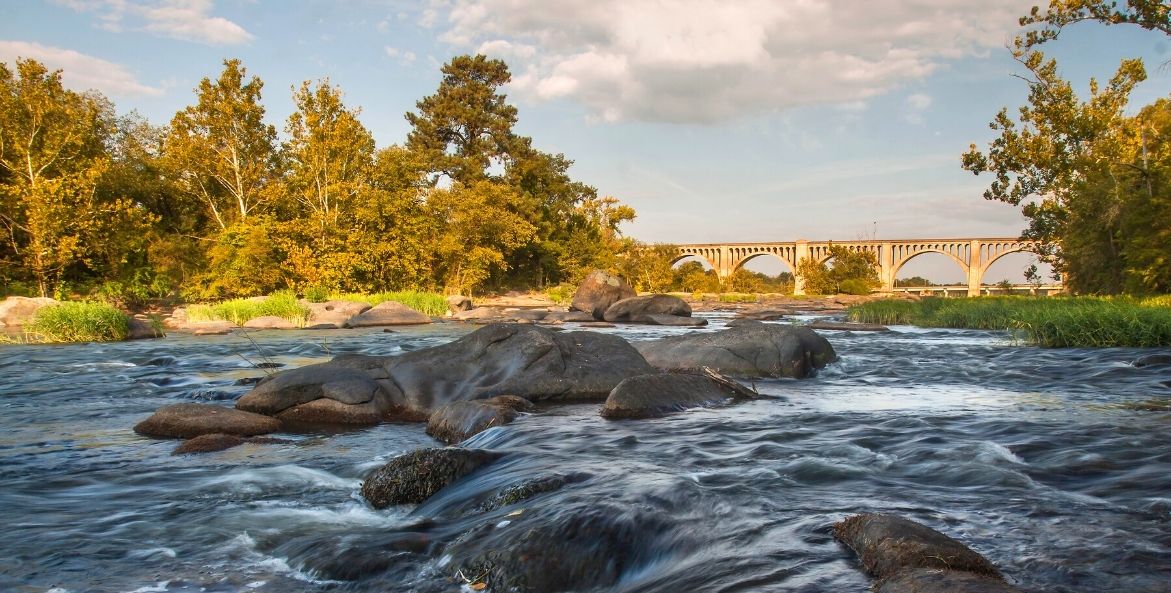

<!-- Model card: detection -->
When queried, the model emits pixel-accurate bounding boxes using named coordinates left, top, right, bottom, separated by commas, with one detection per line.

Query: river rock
left=172, top=433, right=245, bottom=454
left=571, top=270, right=636, bottom=320
left=1133, top=353, right=1171, bottom=368
left=345, top=301, right=431, bottom=327
left=603, top=294, right=692, bottom=323
left=446, top=503, right=670, bottom=593
left=877, top=568, right=1025, bottom=593
left=361, top=447, right=502, bottom=508
left=426, top=396, right=533, bottom=444
left=243, top=315, right=298, bottom=330
left=644, top=313, right=707, bottom=327
left=236, top=362, right=403, bottom=424
left=306, top=300, right=370, bottom=327
left=542, top=310, right=596, bottom=323
left=0, top=296, right=58, bottom=326
left=381, top=324, right=656, bottom=412
left=833, top=514, right=1002, bottom=581
left=134, top=403, right=281, bottom=439
left=446, top=295, right=473, bottom=312
left=635, top=320, right=837, bottom=378
left=126, top=317, right=164, bottom=340
left=808, top=320, right=890, bottom=332
left=190, top=320, right=236, bottom=335
left=601, top=371, right=756, bottom=419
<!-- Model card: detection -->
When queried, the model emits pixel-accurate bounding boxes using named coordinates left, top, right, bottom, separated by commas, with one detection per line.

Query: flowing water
left=2, top=316, right=1170, bottom=593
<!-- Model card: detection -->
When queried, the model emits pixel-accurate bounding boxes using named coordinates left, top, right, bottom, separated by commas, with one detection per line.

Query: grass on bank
left=187, top=291, right=310, bottom=326
left=24, top=301, right=129, bottom=342
left=848, top=296, right=1171, bottom=347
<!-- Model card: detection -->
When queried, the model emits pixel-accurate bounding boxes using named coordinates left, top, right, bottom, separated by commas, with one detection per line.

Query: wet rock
left=877, top=568, right=1025, bottom=593
left=133, top=403, right=281, bottom=439
left=603, top=294, right=692, bottom=323
left=126, top=317, right=164, bottom=340
left=242, top=315, right=297, bottom=330
left=446, top=295, right=473, bottom=312
left=236, top=362, right=404, bottom=425
left=186, top=388, right=235, bottom=401
left=172, top=433, right=293, bottom=455
left=361, top=448, right=502, bottom=508
left=447, top=504, right=671, bottom=593
left=145, top=356, right=177, bottom=367
left=0, top=296, right=58, bottom=327
left=809, top=320, right=890, bottom=332
left=833, top=514, right=1002, bottom=581
left=1133, top=353, right=1171, bottom=368
left=635, top=320, right=837, bottom=379
left=382, top=324, right=656, bottom=412
left=478, top=475, right=580, bottom=512
left=644, top=313, right=707, bottom=327
left=426, top=396, right=533, bottom=444
left=306, top=300, right=371, bottom=327
left=253, top=362, right=284, bottom=369
left=345, top=301, right=431, bottom=327
left=571, top=270, right=636, bottom=320
left=233, top=377, right=263, bottom=386
left=601, top=370, right=757, bottom=419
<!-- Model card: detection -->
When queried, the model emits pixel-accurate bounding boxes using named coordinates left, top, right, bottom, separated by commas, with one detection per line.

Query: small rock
left=1133, top=353, right=1171, bottom=368
left=809, top=320, right=890, bottom=332
left=361, top=448, right=502, bottom=508
left=134, top=403, right=281, bottom=439
left=426, top=396, right=533, bottom=444
left=172, top=433, right=245, bottom=454
left=233, top=377, right=263, bottom=386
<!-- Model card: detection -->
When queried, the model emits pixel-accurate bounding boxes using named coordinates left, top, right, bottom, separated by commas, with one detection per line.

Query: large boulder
left=306, top=300, right=371, bottom=328
left=635, top=320, right=836, bottom=379
left=361, top=448, right=502, bottom=508
left=236, top=361, right=405, bottom=424
left=602, top=294, right=692, bottom=323
left=381, top=324, right=656, bottom=413
left=601, top=371, right=756, bottom=419
left=345, top=301, right=431, bottom=327
left=427, top=396, right=533, bottom=444
left=134, top=403, right=282, bottom=439
left=126, top=317, right=164, bottom=340
left=0, top=296, right=58, bottom=327
left=446, top=503, right=673, bottom=593
left=571, top=270, right=636, bottom=320
left=833, top=514, right=1002, bottom=581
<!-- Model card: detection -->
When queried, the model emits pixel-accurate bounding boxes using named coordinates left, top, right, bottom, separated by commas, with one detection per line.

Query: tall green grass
left=848, top=296, right=1171, bottom=347
left=718, top=293, right=758, bottom=303
left=331, top=291, right=448, bottom=316
left=187, top=291, right=310, bottom=326
left=25, top=302, right=129, bottom=342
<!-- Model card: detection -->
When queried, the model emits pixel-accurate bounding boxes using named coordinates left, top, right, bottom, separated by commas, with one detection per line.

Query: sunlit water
left=1, top=317, right=1170, bottom=593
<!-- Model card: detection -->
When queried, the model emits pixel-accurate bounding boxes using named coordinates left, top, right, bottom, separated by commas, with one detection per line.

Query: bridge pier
left=967, top=239, right=982, bottom=297
left=793, top=240, right=809, bottom=295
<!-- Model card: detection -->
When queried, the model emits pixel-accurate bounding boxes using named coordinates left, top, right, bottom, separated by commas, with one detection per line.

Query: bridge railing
left=887, top=284, right=1065, bottom=297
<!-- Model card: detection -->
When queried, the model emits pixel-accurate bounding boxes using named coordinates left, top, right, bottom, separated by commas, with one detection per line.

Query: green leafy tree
left=616, top=242, right=678, bottom=293
left=796, top=244, right=880, bottom=295
left=1018, top=1, right=1170, bottom=50
left=0, top=59, right=152, bottom=297
left=164, top=59, right=279, bottom=231
left=427, top=180, right=535, bottom=294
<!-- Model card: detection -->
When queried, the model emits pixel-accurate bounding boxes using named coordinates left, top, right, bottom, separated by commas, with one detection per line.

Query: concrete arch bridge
left=675, top=238, right=1050, bottom=296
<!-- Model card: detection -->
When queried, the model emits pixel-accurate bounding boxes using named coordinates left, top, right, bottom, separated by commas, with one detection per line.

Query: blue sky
left=2, top=1, right=1168, bottom=282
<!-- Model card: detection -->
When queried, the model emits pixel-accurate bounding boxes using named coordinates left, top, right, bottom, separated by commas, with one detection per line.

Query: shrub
left=718, top=293, right=757, bottom=303
left=546, top=284, right=575, bottom=305
left=838, top=278, right=875, bottom=296
left=303, top=285, right=331, bottom=303
left=187, top=290, right=310, bottom=326
left=26, top=302, right=129, bottom=342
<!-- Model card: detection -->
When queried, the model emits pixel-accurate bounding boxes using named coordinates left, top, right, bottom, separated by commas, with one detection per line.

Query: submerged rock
left=878, top=568, right=1024, bottom=593
left=603, top=294, right=692, bottom=323
left=1133, top=353, right=1171, bottom=368
left=635, top=320, right=836, bottom=378
left=838, top=513, right=1002, bottom=583
left=172, top=433, right=293, bottom=454
left=571, top=270, right=636, bottom=320
left=808, top=320, right=889, bottom=332
left=426, top=396, right=533, bottom=444
left=134, top=403, right=281, bottom=439
left=361, top=448, right=502, bottom=508
left=446, top=504, right=672, bottom=593
left=478, top=474, right=583, bottom=512
left=601, top=370, right=757, bottom=419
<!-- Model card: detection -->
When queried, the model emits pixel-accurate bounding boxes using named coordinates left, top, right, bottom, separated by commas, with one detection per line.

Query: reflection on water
left=1, top=318, right=1169, bottom=592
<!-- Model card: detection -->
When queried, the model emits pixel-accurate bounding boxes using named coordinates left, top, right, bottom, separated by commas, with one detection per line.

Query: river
left=1, top=315, right=1169, bottom=593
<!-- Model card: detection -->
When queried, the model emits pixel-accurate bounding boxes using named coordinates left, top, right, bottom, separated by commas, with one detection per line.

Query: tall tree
left=406, top=54, right=518, bottom=186
left=0, top=59, right=150, bottom=297
left=1018, top=1, right=1170, bottom=50
left=164, top=59, right=278, bottom=231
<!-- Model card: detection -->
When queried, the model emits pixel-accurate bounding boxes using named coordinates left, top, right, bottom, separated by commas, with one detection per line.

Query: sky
left=2, top=0, right=1169, bottom=283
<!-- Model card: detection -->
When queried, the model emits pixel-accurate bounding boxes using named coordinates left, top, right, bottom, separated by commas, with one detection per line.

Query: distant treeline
left=0, top=55, right=641, bottom=303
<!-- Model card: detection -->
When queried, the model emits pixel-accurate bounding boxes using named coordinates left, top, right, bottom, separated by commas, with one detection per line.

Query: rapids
left=1, top=316, right=1169, bottom=592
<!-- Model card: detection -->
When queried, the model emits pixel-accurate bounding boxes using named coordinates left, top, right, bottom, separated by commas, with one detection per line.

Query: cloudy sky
left=2, top=0, right=1168, bottom=281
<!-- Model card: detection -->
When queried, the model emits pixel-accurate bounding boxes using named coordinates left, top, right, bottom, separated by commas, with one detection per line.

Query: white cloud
left=0, top=40, right=164, bottom=97
left=384, top=46, right=417, bottom=66
left=903, top=92, right=933, bottom=124
left=54, top=0, right=252, bottom=45
left=431, top=0, right=1032, bottom=123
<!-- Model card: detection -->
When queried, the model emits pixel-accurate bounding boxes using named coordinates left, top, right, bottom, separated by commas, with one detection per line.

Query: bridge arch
left=730, top=248, right=797, bottom=274
left=975, top=241, right=1033, bottom=285
left=671, top=247, right=720, bottom=272
left=891, top=247, right=970, bottom=283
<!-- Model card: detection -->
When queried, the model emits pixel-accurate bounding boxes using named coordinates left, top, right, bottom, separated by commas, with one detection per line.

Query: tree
left=796, top=244, right=880, bottom=295
left=164, top=59, right=279, bottom=231
left=616, top=242, right=678, bottom=293
left=0, top=59, right=152, bottom=297
left=405, top=54, right=518, bottom=186
left=427, top=180, right=535, bottom=294
left=1018, top=1, right=1170, bottom=50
